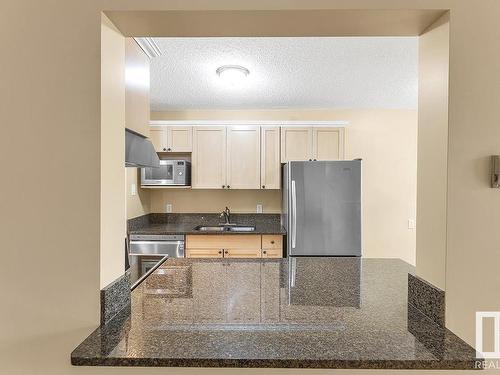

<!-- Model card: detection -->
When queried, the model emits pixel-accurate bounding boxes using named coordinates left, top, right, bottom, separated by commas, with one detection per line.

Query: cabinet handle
left=313, top=159, right=317, bottom=161
left=270, top=240, right=275, bottom=244
left=224, top=250, right=228, bottom=254
left=163, top=148, right=167, bottom=151
left=263, top=250, right=267, bottom=254
left=308, top=159, right=312, bottom=161
left=218, top=250, right=222, bottom=254
left=222, top=185, right=225, bottom=188
left=262, top=185, right=265, bottom=189
left=167, top=148, right=172, bottom=152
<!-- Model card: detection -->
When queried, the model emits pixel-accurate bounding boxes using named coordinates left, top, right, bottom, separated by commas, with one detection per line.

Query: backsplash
left=149, top=188, right=281, bottom=213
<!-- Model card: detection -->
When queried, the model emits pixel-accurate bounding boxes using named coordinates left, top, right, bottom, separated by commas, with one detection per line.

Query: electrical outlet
left=408, top=219, right=416, bottom=229
left=166, top=204, right=173, bottom=213
left=256, top=204, right=263, bottom=213
left=130, top=183, right=137, bottom=196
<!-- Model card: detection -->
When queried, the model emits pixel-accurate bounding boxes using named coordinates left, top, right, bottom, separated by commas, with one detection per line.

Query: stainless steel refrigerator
left=282, top=160, right=362, bottom=257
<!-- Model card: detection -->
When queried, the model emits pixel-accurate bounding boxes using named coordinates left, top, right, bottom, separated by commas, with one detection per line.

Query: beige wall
left=416, top=14, right=450, bottom=290
left=445, top=4, right=500, bottom=345
left=151, top=189, right=282, bottom=213
left=343, top=110, right=417, bottom=265
left=127, top=168, right=151, bottom=218
left=151, top=109, right=417, bottom=265
left=100, top=15, right=126, bottom=289
left=2, top=2, right=500, bottom=375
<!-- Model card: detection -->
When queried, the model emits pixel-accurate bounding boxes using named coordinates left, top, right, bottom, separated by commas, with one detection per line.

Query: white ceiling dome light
left=216, top=65, right=250, bottom=86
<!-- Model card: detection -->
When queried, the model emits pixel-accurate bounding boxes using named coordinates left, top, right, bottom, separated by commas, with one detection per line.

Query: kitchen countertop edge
left=70, top=356, right=479, bottom=370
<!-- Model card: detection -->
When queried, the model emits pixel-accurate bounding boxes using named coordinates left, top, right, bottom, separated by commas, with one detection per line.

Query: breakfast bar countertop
left=71, top=257, right=480, bottom=370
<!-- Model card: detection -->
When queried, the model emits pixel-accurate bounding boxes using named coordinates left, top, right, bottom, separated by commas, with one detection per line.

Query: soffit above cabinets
left=150, top=37, right=418, bottom=111
left=150, top=120, right=349, bottom=127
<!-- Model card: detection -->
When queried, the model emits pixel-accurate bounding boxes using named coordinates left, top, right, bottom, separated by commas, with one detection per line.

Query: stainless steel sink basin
left=193, top=226, right=226, bottom=232
left=193, top=225, right=255, bottom=232
left=227, top=226, right=255, bottom=232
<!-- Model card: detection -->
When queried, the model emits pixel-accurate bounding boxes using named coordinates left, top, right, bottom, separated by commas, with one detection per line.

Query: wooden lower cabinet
left=261, top=248, right=282, bottom=258
left=261, top=235, right=283, bottom=258
left=186, top=234, right=282, bottom=259
left=224, top=248, right=262, bottom=258
left=186, top=248, right=223, bottom=258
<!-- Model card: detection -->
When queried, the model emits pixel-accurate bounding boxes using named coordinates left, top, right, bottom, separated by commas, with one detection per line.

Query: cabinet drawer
left=186, top=248, right=223, bottom=258
left=261, top=248, right=282, bottom=258
left=186, top=235, right=261, bottom=250
left=224, top=248, right=262, bottom=258
left=261, top=235, right=282, bottom=250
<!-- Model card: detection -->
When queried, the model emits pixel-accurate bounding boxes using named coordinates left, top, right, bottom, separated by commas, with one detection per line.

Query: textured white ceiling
left=150, top=37, right=418, bottom=111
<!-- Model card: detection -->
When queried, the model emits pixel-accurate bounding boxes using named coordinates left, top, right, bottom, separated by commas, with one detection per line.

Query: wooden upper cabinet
left=149, top=126, right=192, bottom=152
left=125, top=39, right=150, bottom=136
left=226, top=126, right=261, bottom=189
left=168, top=126, right=192, bottom=152
left=312, top=127, right=345, bottom=160
left=281, top=126, right=346, bottom=162
left=192, top=127, right=227, bottom=189
left=149, top=127, right=167, bottom=152
left=281, top=127, right=312, bottom=162
left=261, top=127, right=281, bottom=189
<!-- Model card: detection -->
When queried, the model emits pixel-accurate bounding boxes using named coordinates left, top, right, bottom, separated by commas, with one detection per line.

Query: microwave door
left=142, top=161, right=174, bottom=185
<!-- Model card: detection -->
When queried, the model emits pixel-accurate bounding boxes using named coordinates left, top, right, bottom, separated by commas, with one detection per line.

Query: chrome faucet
left=220, top=206, right=231, bottom=225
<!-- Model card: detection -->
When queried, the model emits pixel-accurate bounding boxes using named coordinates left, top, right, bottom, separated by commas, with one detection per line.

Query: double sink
left=193, top=224, right=256, bottom=232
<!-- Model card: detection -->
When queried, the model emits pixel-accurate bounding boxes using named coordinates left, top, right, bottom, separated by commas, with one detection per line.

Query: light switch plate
left=408, top=219, right=416, bottom=229
left=130, top=183, right=137, bottom=196
left=256, top=204, right=263, bottom=213
left=166, top=204, right=173, bottom=213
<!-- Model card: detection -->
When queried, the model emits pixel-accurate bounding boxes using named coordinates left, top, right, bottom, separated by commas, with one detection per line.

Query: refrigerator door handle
left=291, top=179, right=297, bottom=249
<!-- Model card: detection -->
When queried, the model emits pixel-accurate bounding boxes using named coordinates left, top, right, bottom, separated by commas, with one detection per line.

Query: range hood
left=125, top=128, right=160, bottom=168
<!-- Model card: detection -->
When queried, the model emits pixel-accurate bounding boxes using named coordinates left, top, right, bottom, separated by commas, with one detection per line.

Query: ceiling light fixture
left=216, top=65, right=250, bottom=85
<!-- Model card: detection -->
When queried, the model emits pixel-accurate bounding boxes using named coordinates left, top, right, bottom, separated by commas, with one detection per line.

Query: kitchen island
left=72, top=257, right=479, bottom=370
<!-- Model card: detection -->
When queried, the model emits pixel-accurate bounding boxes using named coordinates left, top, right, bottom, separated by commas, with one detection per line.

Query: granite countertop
left=72, top=258, right=479, bottom=369
left=128, top=213, right=286, bottom=235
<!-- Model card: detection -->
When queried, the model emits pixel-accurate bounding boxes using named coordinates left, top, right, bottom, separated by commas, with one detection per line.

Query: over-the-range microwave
left=141, top=160, right=191, bottom=186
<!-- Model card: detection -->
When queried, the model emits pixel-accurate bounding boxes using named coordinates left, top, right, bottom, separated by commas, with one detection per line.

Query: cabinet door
left=261, top=235, right=283, bottom=249
left=149, top=127, right=167, bottom=152
left=192, top=126, right=226, bottom=189
left=226, top=126, right=261, bottom=189
left=186, top=234, right=261, bottom=250
left=281, top=127, right=312, bottom=162
left=186, top=248, right=223, bottom=258
left=167, top=126, right=192, bottom=152
left=261, top=248, right=282, bottom=258
left=312, top=127, right=345, bottom=160
left=224, top=248, right=262, bottom=258
left=261, top=127, right=281, bottom=189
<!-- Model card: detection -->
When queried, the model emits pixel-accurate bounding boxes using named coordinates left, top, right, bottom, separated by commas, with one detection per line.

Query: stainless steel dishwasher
left=128, top=234, right=185, bottom=288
